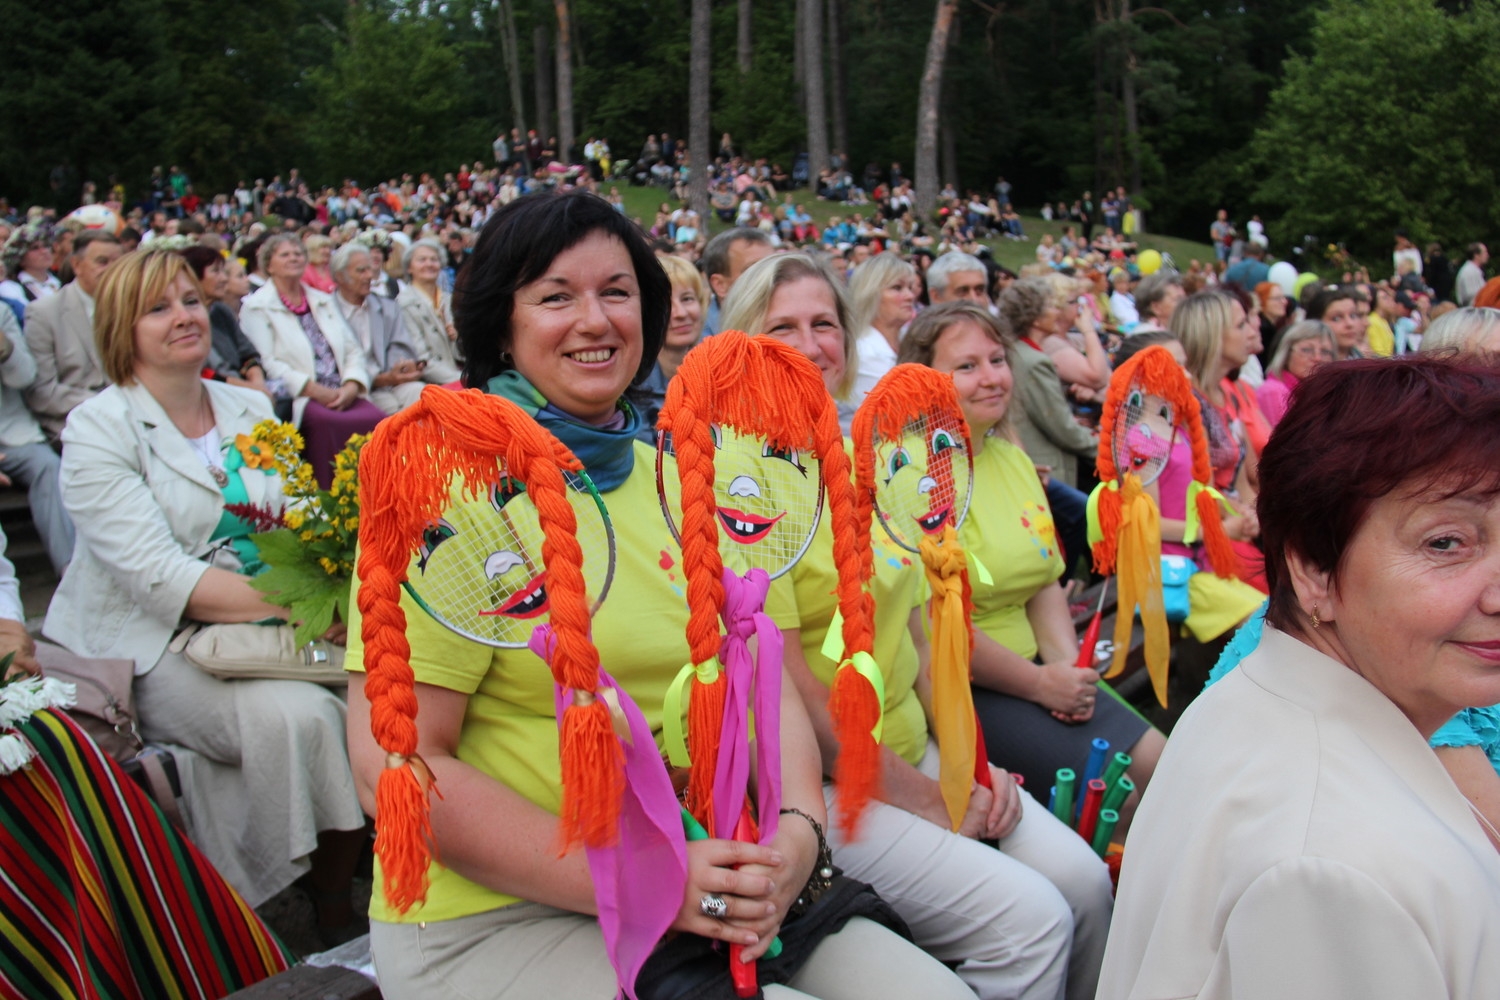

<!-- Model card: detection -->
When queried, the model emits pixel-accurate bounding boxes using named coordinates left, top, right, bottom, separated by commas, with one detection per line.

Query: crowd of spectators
left=0, top=136, right=1495, bottom=999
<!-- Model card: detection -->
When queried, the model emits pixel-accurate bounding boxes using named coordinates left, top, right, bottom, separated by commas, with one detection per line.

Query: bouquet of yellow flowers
left=226, top=420, right=366, bottom=645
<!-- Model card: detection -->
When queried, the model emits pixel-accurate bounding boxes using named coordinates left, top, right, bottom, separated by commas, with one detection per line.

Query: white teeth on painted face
left=569, top=349, right=614, bottom=363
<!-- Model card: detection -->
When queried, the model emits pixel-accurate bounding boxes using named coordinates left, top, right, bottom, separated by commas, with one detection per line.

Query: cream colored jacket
left=44, top=381, right=282, bottom=674
left=239, top=282, right=371, bottom=400
left=396, top=284, right=462, bottom=385
left=1098, top=627, right=1500, bottom=999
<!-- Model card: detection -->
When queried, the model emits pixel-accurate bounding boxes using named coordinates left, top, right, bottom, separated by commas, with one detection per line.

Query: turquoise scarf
left=485, top=370, right=641, bottom=491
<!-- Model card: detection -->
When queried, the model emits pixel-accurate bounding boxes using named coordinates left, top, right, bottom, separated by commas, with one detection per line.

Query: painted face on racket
left=1113, top=383, right=1176, bottom=486
left=405, top=466, right=615, bottom=646
left=870, top=416, right=973, bottom=551
left=657, top=426, right=823, bottom=580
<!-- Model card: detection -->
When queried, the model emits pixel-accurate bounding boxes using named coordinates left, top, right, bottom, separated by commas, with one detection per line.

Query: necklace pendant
left=210, top=466, right=229, bottom=488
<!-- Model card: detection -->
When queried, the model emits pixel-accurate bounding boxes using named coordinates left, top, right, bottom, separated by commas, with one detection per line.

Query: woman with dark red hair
left=1098, top=357, right=1500, bottom=999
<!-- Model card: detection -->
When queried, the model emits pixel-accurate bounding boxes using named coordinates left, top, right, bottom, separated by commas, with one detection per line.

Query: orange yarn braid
left=658, top=331, right=880, bottom=835
left=358, top=386, right=623, bottom=912
left=1092, top=346, right=1237, bottom=578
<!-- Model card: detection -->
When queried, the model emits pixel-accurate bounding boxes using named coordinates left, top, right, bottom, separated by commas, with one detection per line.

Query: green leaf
left=290, top=589, right=340, bottom=647
left=250, top=562, right=340, bottom=607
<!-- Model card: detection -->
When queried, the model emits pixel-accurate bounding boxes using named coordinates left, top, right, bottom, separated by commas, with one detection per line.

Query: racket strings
left=869, top=413, right=975, bottom=553
left=405, top=473, right=614, bottom=648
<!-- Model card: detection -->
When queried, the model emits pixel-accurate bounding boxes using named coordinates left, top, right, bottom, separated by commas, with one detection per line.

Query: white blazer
left=44, top=381, right=283, bottom=674
left=395, top=284, right=462, bottom=385
left=1097, top=627, right=1500, bottom=1000
left=239, top=282, right=371, bottom=402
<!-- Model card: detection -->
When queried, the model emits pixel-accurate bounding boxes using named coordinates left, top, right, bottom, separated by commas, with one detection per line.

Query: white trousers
left=823, top=742, right=1113, bottom=1000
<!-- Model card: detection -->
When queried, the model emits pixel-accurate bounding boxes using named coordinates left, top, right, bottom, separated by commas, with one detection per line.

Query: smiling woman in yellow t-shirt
left=343, top=192, right=965, bottom=1000
left=725, top=254, right=1114, bottom=1000
left=897, top=302, right=1166, bottom=839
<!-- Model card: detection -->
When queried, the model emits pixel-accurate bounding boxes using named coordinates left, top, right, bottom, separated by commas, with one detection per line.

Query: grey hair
left=1420, top=307, right=1500, bottom=359
left=256, top=233, right=305, bottom=273
left=405, top=237, right=449, bottom=276
left=1265, top=320, right=1334, bottom=377
left=330, top=241, right=371, bottom=278
left=925, top=251, right=987, bottom=295
left=1135, top=272, right=1184, bottom=322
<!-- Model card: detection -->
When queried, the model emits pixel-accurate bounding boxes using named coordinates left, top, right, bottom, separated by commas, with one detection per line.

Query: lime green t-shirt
left=962, top=439, right=1065, bottom=660
left=348, top=442, right=698, bottom=924
left=771, top=510, right=930, bottom=768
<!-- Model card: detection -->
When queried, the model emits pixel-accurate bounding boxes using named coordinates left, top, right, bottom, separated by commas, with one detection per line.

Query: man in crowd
left=1210, top=209, right=1233, bottom=263
left=331, top=243, right=425, bottom=415
left=0, top=303, right=74, bottom=573
left=700, top=228, right=774, bottom=337
left=1223, top=241, right=1271, bottom=290
left=926, top=251, right=991, bottom=306
left=24, top=231, right=122, bottom=444
left=1455, top=242, right=1489, bottom=306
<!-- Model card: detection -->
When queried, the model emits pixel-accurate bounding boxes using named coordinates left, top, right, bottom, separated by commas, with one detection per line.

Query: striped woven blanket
left=0, top=708, right=293, bottom=999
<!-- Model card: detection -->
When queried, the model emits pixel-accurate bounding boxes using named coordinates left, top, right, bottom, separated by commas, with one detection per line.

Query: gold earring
left=1310, top=606, right=1321, bottom=629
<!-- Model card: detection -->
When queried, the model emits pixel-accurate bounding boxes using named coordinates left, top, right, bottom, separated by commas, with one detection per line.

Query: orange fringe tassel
left=829, top=665, right=882, bottom=840
left=685, top=669, right=727, bottom=834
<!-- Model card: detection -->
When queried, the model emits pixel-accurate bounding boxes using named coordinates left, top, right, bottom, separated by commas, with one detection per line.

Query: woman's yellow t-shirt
left=348, top=442, right=698, bottom=923
left=962, top=438, right=1065, bottom=660
left=770, top=511, right=930, bottom=768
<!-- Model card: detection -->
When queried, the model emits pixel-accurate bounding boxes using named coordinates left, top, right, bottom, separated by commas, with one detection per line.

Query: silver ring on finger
left=699, top=893, right=728, bottom=919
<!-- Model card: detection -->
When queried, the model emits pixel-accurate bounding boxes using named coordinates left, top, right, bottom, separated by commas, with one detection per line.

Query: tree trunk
left=803, top=0, right=828, bottom=190
left=533, top=22, right=553, bottom=144
left=690, top=0, right=711, bottom=222
left=554, top=1, right=574, bottom=165
left=498, top=0, right=530, bottom=174
left=1120, top=0, right=1142, bottom=198
left=827, top=0, right=848, bottom=160
left=914, top=0, right=958, bottom=220
left=737, top=0, right=753, bottom=74
left=794, top=0, right=807, bottom=105
left=941, top=111, right=958, bottom=195
left=1091, top=0, right=1112, bottom=201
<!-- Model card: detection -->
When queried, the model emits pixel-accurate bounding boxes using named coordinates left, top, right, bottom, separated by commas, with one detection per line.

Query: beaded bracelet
left=779, top=807, right=835, bottom=917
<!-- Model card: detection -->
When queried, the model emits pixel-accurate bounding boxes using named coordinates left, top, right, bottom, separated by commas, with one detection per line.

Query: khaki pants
left=823, top=741, right=1114, bottom=1000
left=370, top=908, right=972, bottom=1000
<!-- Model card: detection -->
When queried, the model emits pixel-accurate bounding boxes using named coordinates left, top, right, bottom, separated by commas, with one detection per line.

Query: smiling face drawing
left=703, top=425, right=820, bottom=577
left=406, top=468, right=610, bottom=646
left=872, top=420, right=971, bottom=549
left=1114, top=386, right=1176, bottom=485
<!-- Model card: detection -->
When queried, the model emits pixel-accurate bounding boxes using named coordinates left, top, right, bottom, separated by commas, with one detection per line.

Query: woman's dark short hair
left=1258, top=357, right=1500, bottom=633
left=454, top=191, right=670, bottom=389
left=178, top=245, right=224, bottom=282
left=1306, top=286, right=1363, bottom=320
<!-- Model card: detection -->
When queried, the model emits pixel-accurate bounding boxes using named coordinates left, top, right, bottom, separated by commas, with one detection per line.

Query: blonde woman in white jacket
left=45, top=249, right=367, bottom=941
left=239, top=233, right=384, bottom=485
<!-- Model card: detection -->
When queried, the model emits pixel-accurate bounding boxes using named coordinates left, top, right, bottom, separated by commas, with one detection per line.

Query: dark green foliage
left=1251, top=0, right=1500, bottom=260
left=3, top=0, right=1489, bottom=254
left=0, top=0, right=176, bottom=208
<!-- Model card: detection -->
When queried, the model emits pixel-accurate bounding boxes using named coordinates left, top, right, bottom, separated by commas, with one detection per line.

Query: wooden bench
left=222, top=962, right=381, bottom=1000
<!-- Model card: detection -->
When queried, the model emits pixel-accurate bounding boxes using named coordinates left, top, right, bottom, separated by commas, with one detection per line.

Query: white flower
left=38, top=677, right=76, bottom=710
left=0, top=732, right=34, bottom=774
left=0, top=675, right=77, bottom=727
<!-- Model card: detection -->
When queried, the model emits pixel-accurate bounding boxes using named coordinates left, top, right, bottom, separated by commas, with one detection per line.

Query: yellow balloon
left=1138, top=249, right=1162, bottom=275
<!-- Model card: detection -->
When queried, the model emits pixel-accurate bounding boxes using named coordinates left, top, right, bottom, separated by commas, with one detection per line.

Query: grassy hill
left=605, top=181, right=1217, bottom=272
